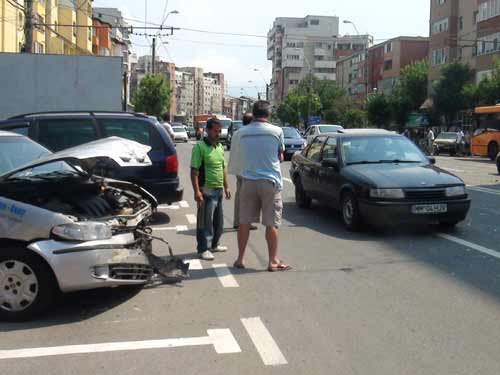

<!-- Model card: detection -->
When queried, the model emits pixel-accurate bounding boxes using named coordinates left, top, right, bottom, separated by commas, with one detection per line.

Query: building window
left=384, top=60, right=393, bottom=71
left=384, top=42, right=392, bottom=53
left=34, top=42, right=44, bottom=54
left=34, top=14, right=44, bottom=32
left=88, top=26, right=92, bottom=41
left=431, top=18, right=449, bottom=34
left=478, top=0, right=500, bottom=22
left=437, top=0, right=445, bottom=4
left=431, top=48, right=449, bottom=65
left=310, top=19, right=320, bottom=25
left=73, top=22, right=77, bottom=37
left=459, top=16, right=463, bottom=30
left=477, top=32, right=500, bottom=55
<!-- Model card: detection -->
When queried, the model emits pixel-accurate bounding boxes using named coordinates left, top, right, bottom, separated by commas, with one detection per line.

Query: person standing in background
left=228, top=112, right=258, bottom=230
left=161, top=112, right=175, bottom=142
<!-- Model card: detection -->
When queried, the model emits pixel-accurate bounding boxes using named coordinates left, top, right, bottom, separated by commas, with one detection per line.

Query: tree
left=133, top=75, right=172, bottom=117
left=398, top=60, right=429, bottom=110
left=276, top=88, right=321, bottom=126
left=388, top=86, right=412, bottom=132
left=432, top=62, right=473, bottom=125
left=366, top=92, right=391, bottom=128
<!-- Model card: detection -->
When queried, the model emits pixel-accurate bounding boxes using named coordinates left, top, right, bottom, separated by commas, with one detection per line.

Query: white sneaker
left=200, top=250, right=215, bottom=260
left=212, top=245, right=228, bottom=253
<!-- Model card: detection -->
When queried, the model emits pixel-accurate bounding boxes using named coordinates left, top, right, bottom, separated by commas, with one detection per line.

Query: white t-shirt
left=427, top=130, right=435, bottom=141
left=457, top=131, right=464, bottom=144
left=162, top=122, right=175, bottom=139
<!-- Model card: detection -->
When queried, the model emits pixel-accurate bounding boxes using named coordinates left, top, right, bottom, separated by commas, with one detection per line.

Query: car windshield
left=282, top=128, right=301, bottom=139
left=341, top=136, right=427, bottom=165
left=318, top=125, right=343, bottom=133
left=436, top=132, right=458, bottom=140
left=220, top=119, right=231, bottom=129
left=232, top=121, right=243, bottom=130
left=0, top=136, right=51, bottom=175
left=173, top=127, right=185, bottom=133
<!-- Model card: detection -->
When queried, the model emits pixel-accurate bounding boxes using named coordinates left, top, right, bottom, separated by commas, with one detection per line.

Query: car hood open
left=0, top=137, right=152, bottom=181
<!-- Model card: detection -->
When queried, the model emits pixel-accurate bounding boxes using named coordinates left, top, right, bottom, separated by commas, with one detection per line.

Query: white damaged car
left=0, top=131, right=187, bottom=321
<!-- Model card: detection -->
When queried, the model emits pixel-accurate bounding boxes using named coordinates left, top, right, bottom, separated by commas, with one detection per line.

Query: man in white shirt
left=457, top=128, right=465, bottom=155
left=427, top=128, right=435, bottom=155
left=161, top=112, right=175, bottom=142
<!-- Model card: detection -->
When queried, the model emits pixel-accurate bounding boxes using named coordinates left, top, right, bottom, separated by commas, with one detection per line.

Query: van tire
left=488, top=142, right=498, bottom=161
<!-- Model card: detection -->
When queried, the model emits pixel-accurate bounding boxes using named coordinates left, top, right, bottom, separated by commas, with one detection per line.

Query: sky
left=93, top=0, right=430, bottom=98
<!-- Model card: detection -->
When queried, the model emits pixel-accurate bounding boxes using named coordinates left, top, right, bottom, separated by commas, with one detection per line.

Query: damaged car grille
left=109, top=264, right=153, bottom=281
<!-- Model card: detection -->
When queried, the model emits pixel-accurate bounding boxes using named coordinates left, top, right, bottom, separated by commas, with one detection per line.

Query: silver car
left=0, top=132, right=167, bottom=321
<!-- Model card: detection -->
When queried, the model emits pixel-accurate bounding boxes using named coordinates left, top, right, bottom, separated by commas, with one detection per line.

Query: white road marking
left=0, top=329, right=241, bottom=360
left=241, top=317, right=288, bottom=366
left=184, top=259, right=203, bottom=270
left=179, top=201, right=190, bottom=208
left=212, top=264, right=239, bottom=288
left=152, top=225, right=189, bottom=232
left=158, top=204, right=180, bottom=210
left=438, top=233, right=500, bottom=260
left=444, top=168, right=465, bottom=173
left=467, top=185, right=500, bottom=196
left=283, top=177, right=293, bottom=184
left=186, top=214, right=197, bottom=224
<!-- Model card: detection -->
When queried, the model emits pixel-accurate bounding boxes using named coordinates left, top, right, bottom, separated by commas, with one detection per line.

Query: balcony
left=314, top=73, right=336, bottom=81
left=314, top=48, right=328, bottom=56
left=282, top=59, right=305, bottom=68
left=315, top=60, right=336, bottom=69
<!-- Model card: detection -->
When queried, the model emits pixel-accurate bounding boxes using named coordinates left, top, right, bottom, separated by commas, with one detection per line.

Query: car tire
left=0, top=248, right=57, bottom=322
left=295, top=178, right=312, bottom=209
left=488, top=142, right=498, bottom=161
left=340, top=192, right=363, bottom=231
left=497, top=159, right=500, bottom=175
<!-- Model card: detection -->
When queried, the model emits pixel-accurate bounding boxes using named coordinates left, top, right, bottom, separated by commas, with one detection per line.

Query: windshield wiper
left=378, top=160, right=421, bottom=164
left=346, top=161, right=383, bottom=165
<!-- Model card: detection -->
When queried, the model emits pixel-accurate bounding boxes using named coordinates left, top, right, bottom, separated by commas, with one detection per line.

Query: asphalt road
left=1, top=143, right=500, bottom=375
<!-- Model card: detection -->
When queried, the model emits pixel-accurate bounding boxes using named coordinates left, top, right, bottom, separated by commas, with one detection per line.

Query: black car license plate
left=411, top=204, right=448, bottom=214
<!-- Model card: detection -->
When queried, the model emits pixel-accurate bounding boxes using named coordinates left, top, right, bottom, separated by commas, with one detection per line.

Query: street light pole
left=151, top=10, right=179, bottom=74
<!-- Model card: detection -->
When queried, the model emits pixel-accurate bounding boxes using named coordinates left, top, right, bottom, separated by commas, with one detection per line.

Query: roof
left=369, top=36, right=429, bottom=51
left=0, top=130, right=23, bottom=137
left=475, top=105, right=500, bottom=114
left=9, top=111, right=149, bottom=119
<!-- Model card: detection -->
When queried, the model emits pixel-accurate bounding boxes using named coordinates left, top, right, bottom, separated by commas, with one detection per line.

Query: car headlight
left=369, top=188, right=405, bottom=199
left=52, top=222, right=112, bottom=241
left=445, top=186, right=466, bottom=197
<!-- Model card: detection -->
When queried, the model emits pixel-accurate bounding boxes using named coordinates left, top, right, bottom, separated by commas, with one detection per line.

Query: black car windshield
left=0, top=137, right=51, bottom=175
left=282, top=128, right=301, bottom=139
left=220, top=119, right=231, bottom=129
left=341, top=136, right=427, bottom=165
left=436, top=132, right=458, bottom=140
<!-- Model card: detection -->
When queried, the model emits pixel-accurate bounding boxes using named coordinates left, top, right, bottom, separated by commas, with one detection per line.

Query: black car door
left=301, top=136, right=326, bottom=197
left=317, top=136, right=341, bottom=205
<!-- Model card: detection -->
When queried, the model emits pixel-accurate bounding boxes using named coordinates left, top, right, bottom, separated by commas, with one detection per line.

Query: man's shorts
left=239, top=179, right=283, bottom=227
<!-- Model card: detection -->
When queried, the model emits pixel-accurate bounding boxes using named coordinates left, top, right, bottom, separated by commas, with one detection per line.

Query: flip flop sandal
left=233, top=261, right=246, bottom=269
left=268, top=263, right=292, bottom=272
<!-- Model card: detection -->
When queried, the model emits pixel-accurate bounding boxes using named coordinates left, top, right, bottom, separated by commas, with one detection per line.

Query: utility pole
left=23, top=0, right=34, bottom=53
left=151, top=37, right=156, bottom=74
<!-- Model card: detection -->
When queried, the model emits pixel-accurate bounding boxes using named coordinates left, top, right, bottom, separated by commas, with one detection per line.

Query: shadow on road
left=282, top=200, right=500, bottom=303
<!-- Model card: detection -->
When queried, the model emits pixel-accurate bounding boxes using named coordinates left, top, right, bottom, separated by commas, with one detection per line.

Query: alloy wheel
left=0, top=260, right=39, bottom=312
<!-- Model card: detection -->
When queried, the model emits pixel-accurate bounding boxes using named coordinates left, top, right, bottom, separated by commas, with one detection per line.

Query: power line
left=179, top=27, right=267, bottom=38
left=167, top=37, right=266, bottom=48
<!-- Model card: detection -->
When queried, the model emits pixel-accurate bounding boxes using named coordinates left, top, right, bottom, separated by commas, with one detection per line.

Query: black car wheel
left=488, top=142, right=498, bottom=161
left=0, top=248, right=57, bottom=322
left=341, top=192, right=363, bottom=231
left=295, top=178, right=312, bottom=209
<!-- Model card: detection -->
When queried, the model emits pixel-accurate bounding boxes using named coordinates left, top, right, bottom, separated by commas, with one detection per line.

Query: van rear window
left=37, top=119, right=97, bottom=151
left=99, top=119, right=164, bottom=152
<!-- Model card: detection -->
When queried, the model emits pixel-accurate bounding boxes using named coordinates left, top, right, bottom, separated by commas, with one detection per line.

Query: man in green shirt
left=191, top=118, right=231, bottom=260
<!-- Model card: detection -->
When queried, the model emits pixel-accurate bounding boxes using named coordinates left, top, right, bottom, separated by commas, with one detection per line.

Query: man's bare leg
left=266, top=226, right=279, bottom=267
left=236, top=224, right=251, bottom=266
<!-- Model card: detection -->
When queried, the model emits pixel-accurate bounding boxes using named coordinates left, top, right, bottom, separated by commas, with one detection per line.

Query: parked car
left=282, top=127, right=306, bottom=161
left=304, top=124, right=344, bottom=145
left=496, top=152, right=500, bottom=175
left=172, top=126, right=189, bottom=142
left=0, top=132, right=161, bottom=321
left=290, top=129, right=471, bottom=231
left=186, top=126, right=196, bottom=138
left=433, top=132, right=459, bottom=155
left=227, top=120, right=243, bottom=150
left=0, top=112, right=183, bottom=205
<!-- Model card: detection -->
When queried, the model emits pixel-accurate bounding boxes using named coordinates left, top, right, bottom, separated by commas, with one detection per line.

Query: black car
left=290, top=129, right=471, bottom=230
left=282, top=127, right=306, bottom=161
left=0, top=111, right=183, bottom=204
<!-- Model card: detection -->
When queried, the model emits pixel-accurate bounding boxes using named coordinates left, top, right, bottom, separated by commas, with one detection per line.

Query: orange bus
left=471, top=105, right=500, bottom=160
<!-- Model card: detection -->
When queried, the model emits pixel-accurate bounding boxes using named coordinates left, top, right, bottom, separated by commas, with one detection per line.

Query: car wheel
left=0, top=248, right=57, bottom=322
left=294, top=178, right=312, bottom=209
left=341, top=192, right=363, bottom=231
left=488, top=142, right=498, bottom=161
left=497, top=159, right=500, bottom=175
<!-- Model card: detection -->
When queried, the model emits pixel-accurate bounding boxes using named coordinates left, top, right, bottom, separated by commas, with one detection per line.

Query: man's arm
left=278, top=129, right=285, bottom=163
left=223, top=167, right=231, bottom=200
left=191, top=168, right=204, bottom=206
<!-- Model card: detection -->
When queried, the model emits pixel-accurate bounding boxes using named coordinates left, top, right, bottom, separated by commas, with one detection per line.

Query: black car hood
left=344, top=163, right=464, bottom=188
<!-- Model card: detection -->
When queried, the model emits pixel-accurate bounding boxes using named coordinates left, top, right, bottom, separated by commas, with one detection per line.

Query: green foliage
left=132, top=75, right=172, bottom=117
left=432, top=62, right=474, bottom=125
left=366, top=92, right=391, bottom=128
left=398, top=60, right=429, bottom=111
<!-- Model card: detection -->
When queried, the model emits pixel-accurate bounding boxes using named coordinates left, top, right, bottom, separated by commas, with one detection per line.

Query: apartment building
left=368, top=36, right=429, bottom=94
left=336, top=50, right=369, bottom=102
left=175, top=70, right=195, bottom=124
left=429, top=0, right=500, bottom=84
left=267, top=15, right=373, bottom=106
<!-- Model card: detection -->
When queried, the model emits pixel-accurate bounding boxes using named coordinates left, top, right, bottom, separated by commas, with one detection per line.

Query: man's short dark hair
left=242, top=113, right=253, bottom=125
left=162, top=112, right=170, bottom=121
left=206, top=117, right=221, bottom=129
left=252, top=101, right=271, bottom=119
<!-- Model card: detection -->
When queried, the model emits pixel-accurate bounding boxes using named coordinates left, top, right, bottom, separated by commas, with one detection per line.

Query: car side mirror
left=428, top=156, right=436, bottom=165
left=321, top=158, right=339, bottom=170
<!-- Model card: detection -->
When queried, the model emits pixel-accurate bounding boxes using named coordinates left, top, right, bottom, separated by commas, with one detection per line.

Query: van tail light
left=165, top=155, right=178, bottom=174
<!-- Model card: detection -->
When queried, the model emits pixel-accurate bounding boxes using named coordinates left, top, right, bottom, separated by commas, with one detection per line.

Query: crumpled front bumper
left=28, top=233, right=153, bottom=293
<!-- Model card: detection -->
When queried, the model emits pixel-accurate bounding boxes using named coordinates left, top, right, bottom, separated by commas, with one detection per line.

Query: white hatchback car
left=304, top=124, right=344, bottom=145
left=172, top=126, right=189, bottom=142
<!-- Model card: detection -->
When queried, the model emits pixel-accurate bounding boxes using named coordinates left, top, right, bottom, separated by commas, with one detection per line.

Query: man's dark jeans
left=196, top=188, right=224, bottom=253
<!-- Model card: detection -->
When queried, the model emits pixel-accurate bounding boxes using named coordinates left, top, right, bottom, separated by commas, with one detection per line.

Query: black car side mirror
left=321, top=158, right=339, bottom=170
left=428, top=156, right=436, bottom=165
